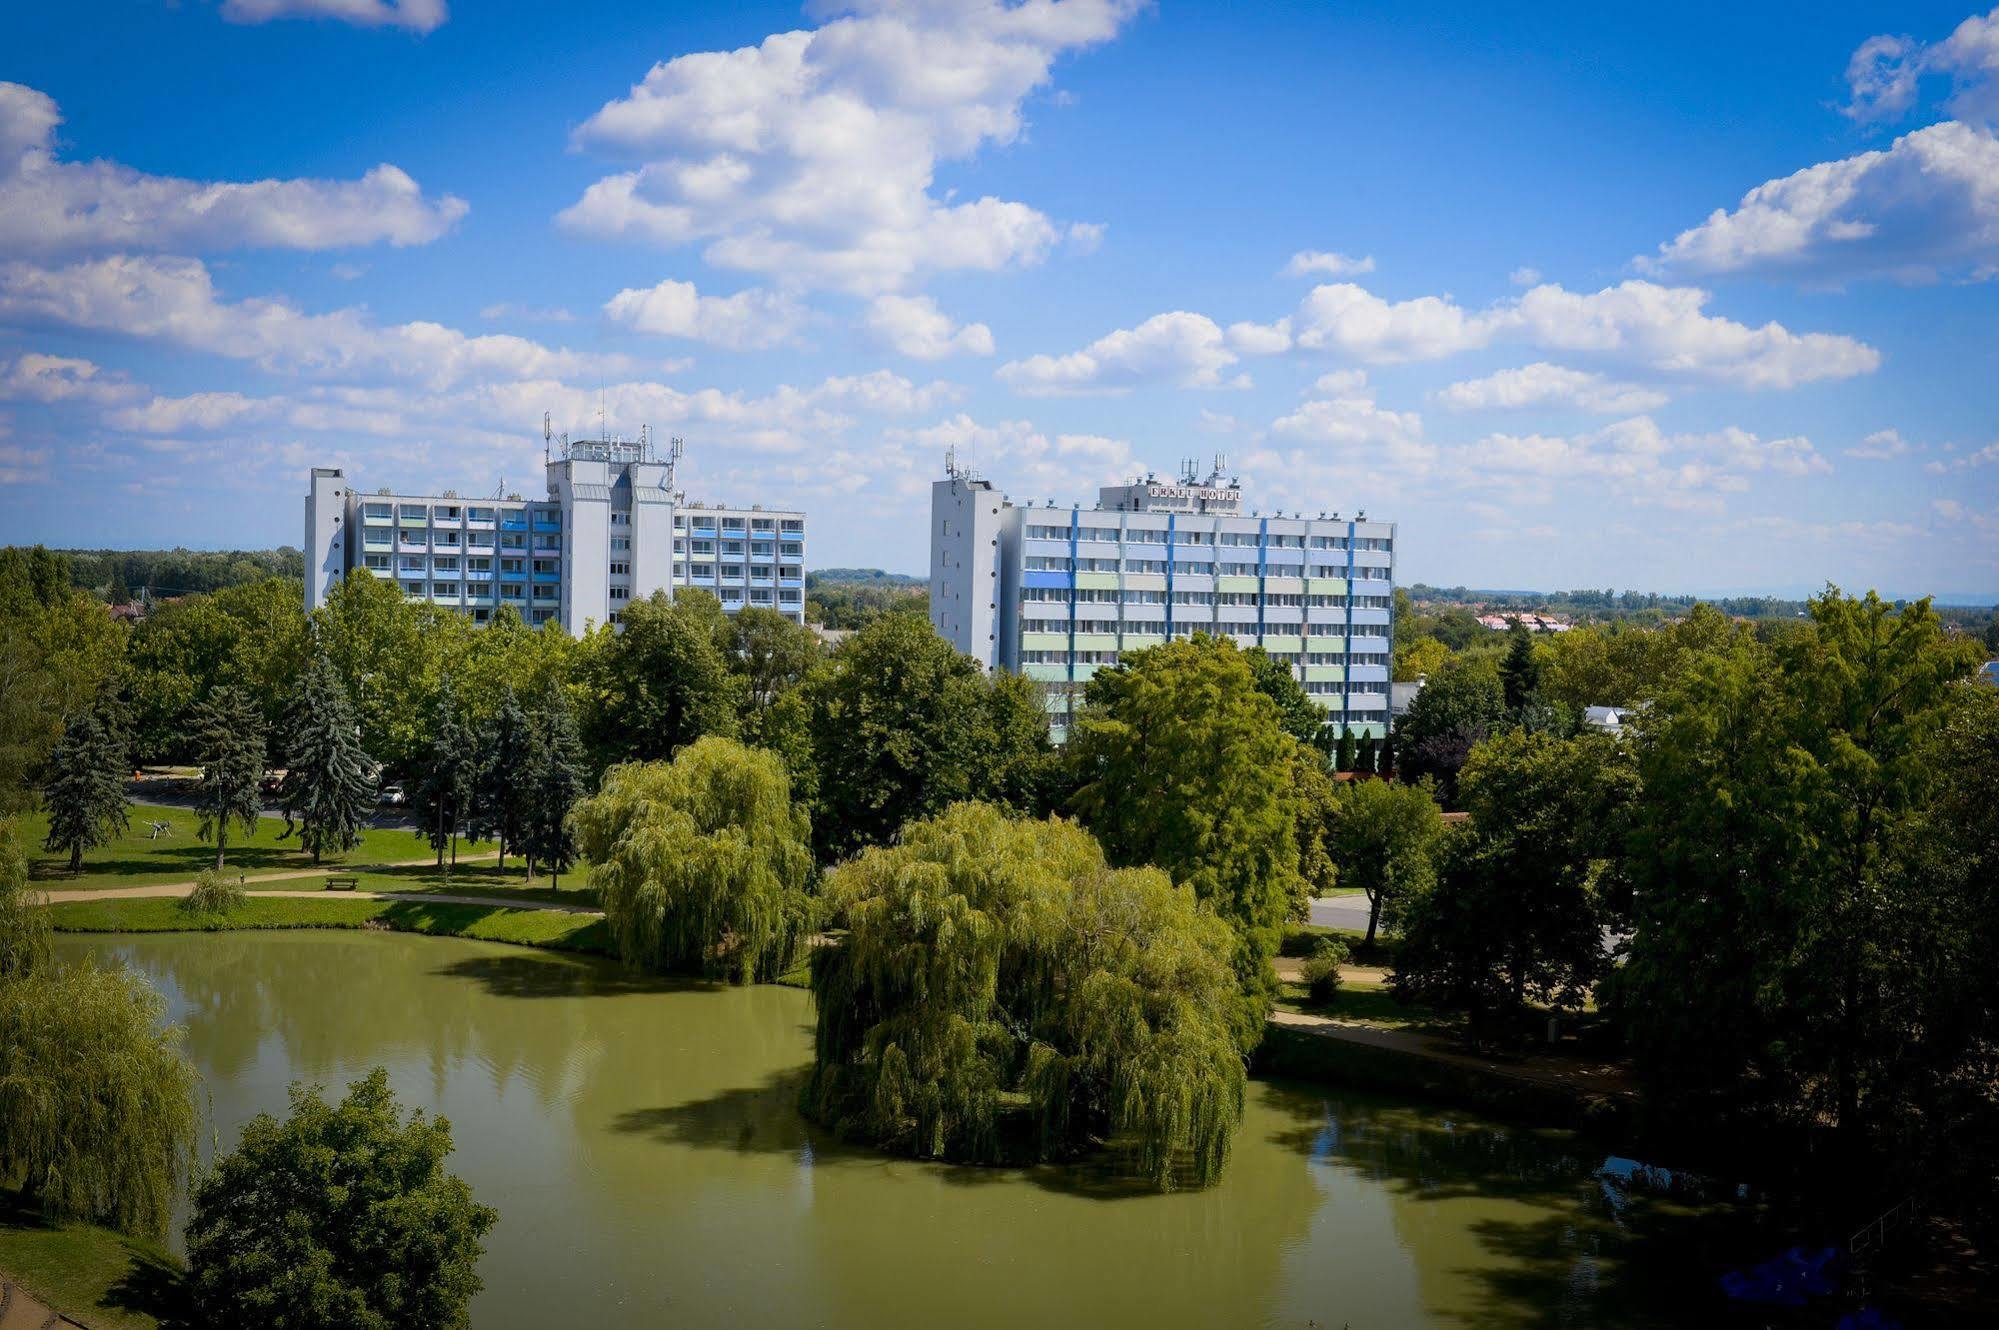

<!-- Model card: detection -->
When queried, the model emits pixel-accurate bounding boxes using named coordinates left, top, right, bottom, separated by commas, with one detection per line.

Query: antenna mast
left=542, top=412, right=552, bottom=463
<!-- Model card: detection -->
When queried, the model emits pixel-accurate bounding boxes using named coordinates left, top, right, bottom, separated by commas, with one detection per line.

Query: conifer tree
left=1334, top=727, right=1358, bottom=773
left=521, top=687, right=585, bottom=888
left=1355, top=733, right=1379, bottom=776
left=41, top=706, right=130, bottom=872
left=471, top=687, right=531, bottom=870
left=189, top=686, right=265, bottom=871
left=413, top=681, right=476, bottom=869
left=276, top=655, right=374, bottom=865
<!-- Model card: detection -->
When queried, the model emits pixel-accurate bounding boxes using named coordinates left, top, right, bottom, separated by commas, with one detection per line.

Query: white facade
left=305, top=437, right=806, bottom=632
left=931, top=463, right=1395, bottom=741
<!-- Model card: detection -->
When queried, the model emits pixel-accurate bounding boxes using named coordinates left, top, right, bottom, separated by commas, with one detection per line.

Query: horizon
left=3, top=1, right=1996, bottom=597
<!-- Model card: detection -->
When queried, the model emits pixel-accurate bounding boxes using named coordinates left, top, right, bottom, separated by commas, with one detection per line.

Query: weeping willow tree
left=0, top=821, right=50, bottom=980
left=805, top=802, right=1247, bottom=1190
left=573, top=736, right=814, bottom=982
left=0, top=959, right=200, bottom=1238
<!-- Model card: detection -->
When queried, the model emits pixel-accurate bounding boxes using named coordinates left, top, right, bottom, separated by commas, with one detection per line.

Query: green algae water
left=58, top=932, right=1749, bottom=1329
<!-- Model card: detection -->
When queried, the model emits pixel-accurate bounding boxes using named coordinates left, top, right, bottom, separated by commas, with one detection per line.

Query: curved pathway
left=0, top=1276, right=86, bottom=1330
left=39, top=855, right=603, bottom=917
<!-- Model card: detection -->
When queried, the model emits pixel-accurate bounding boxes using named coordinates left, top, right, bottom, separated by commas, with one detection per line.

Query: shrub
left=180, top=868, right=247, bottom=917
left=1301, top=937, right=1350, bottom=1006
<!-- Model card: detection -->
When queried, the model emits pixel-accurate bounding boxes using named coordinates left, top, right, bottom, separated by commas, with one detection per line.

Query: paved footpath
left=40, top=854, right=604, bottom=917
left=0, top=1277, right=86, bottom=1330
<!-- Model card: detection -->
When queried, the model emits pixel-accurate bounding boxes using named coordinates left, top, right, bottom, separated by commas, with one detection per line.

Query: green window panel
left=1020, top=632, right=1068, bottom=652
left=1306, top=577, right=1348, bottom=596
left=1216, top=575, right=1260, bottom=594
left=1075, top=571, right=1120, bottom=591
left=1073, top=632, right=1118, bottom=651
left=1022, top=662, right=1071, bottom=682
left=1122, top=572, right=1167, bottom=592
left=1261, top=634, right=1304, bottom=653
left=1121, top=632, right=1165, bottom=649
left=1304, top=666, right=1346, bottom=684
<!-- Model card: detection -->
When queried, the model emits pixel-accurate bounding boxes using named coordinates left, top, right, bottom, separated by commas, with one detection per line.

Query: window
left=1025, top=524, right=1068, bottom=541
left=363, top=554, right=388, bottom=570
left=691, top=540, right=715, bottom=556
left=500, top=558, right=525, bottom=574
left=469, top=507, right=495, bottom=522
left=610, top=511, right=630, bottom=526
left=433, top=556, right=459, bottom=572
left=778, top=565, right=802, bottom=580
left=722, top=540, right=745, bottom=557
left=609, top=562, right=630, bottom=577
left=1122, top=559, right=1167, bottom=574
left=779, top=589, right=802, bottom=604
left=1025, top=556, right=1073, bottom=571
left=779, top=542, right=803, bottom=558
left=501, top=582, right=525, bottom=601
left=780, top=520, right=803, bottom=534
left=364, top=502, right=391, bottom=520
left=533, top=534, right=560, bottom=550
left=752, top=518, right=774, bottom=531
left=532, top=558, right=559, bottom=576
left=1175, top=530, right=1212, bottom=545
left=750, top=588, right=772, bottom=604
left=433, top=582, right=460, bottom=597
left=751, top=564, right=774, bottom=579
left=673, top=516, right=687, bottom=531
left=1078, top=525, right=1120, bottom=543
left=436, top=505, right=461, bottom=521
left=610, top=586, right=629, bottom=602
left=611, top=536, right=631, bottom=552
left=1022, top=587, right=1070, bottom=603
left=399, top=504, right=426, bottom=521
left=501, top=533, right=525, bottom=550
left=467, top=557, right=491, bottom=572
left=722, top=517, right=746, bottom=531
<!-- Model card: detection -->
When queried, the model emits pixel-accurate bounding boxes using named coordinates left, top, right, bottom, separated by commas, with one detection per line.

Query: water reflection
left=56, top=933, right=1745, bottom=1330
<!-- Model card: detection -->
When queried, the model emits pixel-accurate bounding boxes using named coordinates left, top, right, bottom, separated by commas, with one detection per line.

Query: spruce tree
left=413, top=681, right=477, bottom=869
left=276, top=655, right=375, bottom=865
left=1501, top=619, right=1541, bottom=713
left=41, top=706, right=130, bottom=873
left=189, top=686, right=266, bottom=871
left=1356, top=733, right=1378, bottom=777
left=471, top=687, right=532, bottom=870
left=522, top=688, right=585, bottom=889
left=1334, top=727, right=1358, bottom=773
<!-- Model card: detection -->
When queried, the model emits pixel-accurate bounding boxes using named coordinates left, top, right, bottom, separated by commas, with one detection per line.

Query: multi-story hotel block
left=932, top=460, right=1394, bottom=740
left=306, top=435, right=806, bottom=632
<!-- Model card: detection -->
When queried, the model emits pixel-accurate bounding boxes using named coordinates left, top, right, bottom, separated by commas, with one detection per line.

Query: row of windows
left=1021, top=586, right=1391, bottom=611
left=673, top=515, right=804, bottom=534
left=679, top=540, right=806, bottom=558
left=675, top=563, right=803, bottom=582
left=1021, top=524, right=1390, bottom=552
left=365, top=502, right=560, bottom=527
left=1021, top=555, right=1386, bottom=579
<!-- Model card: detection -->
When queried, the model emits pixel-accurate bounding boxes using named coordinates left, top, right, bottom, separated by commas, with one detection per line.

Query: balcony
left=532, top=568, right=561, bottom=583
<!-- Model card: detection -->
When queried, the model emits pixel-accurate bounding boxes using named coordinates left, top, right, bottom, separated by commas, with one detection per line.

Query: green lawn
left=22, top=801, right=493, bottom=891
left=48, top=895, right=615, bottom=957
left=329, top=861, right=595, bottom=908
left=0, top=1190, right=183, bottom=1330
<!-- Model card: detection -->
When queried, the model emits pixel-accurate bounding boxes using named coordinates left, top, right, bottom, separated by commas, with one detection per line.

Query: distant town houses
left=1476, top=612, right=1571, bottom=633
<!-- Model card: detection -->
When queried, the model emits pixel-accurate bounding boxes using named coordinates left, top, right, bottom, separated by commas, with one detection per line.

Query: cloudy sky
left=2, top=1, right=1995, bottom=597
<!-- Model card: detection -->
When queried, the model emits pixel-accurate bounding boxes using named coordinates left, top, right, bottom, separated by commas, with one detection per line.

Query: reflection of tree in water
left=1259, top=1080, right=1765, bottom=1330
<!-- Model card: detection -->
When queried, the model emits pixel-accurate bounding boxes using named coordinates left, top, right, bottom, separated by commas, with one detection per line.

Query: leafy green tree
left=1394, top=729, right=1637, bottom=1038
left=1325, top=775, right=1444, bottom=945
left=579, top=589, right=740, bottom=767
left=180, top=866, right=248, bottom=917
left=1244, top=647, right=1327, bottom=748
left=0, top=959, right=199, bottom=1238
left=277, top=655, right=375, bottom=864
left=1500, top=618, right=1542, bottom=711
left=520, top=687, right=586, bottom=888
left=575, top=738, right=813, bottom=981
left=40, top=706, right=129, bottom=872
left=1393, top=636, right=1451, bottom=683
left=313, top=571, right=473, bottom=777
left=1613, top=589, right=1984, bottom=1146
left=806, top=803, right=1246, bottom=1189
left=190, top=685, right=266, bottom=870
left=796, top=613, right=1053, bottom=861
left=186, top=1067, right=497, bottom=1330
left=413, top=680, right=477, bottom=868
left=0, top=822, right=50, bottom=980
left=1067, top=635, right=1305, bottom=1041
left=1395, top=656, right=1507, bottom=804
left=125, top=577, right=308, bottom=762
left=470, top=687, right=531, bottom=869
left=719, top=606, right=821, bottom=743
left=0, top=550, right=129, bottom=809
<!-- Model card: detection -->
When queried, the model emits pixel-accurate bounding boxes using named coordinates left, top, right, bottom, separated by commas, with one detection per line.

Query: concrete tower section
left=930, top=468, right=1013, bottom=666
left=304, top=467, right=351, bottom=612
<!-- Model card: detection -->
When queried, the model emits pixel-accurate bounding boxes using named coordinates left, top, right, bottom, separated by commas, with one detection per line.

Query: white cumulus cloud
left=1641, top=120, right=1999, bottom=283
left=864, top=294, right=995, bottom=359
left=1283, top=250, right=1375, bottom=278
left=1436, top=363, right=1669, bottom=414
left=996, top=311, right=1249, bottom=395
left=221, top=0, right=448, bottom=34
left=602, top=278, right=805, bottom=350
left=0, top=352, right=141, bottom=404
left=1845, top=428, right=1914, bottom=459
left=556, top=0, right=1138, bottom=293
left=1843, top=8, right=1999, bottom=125
left=0, top=82, right=466, bottom=258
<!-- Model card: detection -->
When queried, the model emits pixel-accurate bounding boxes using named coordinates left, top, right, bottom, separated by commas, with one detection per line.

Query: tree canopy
left=806, top=803, right=1246, bottom=1189
left=1323, top=775, right=1444, bottom=945
left=1066, top=635, right=1305, bottom=1039
left=190, top=684, right=267, bottom=870
left=187, top=1067, right=496, bottom=1330
left=796, top=613, right=1053, bottom=861
left=277, top=655, right=375, bottom=864
left=575, top=737, right=814, bottom=982
left=580, top=589, right=740, bottom=767
left=40, top=704, right=130, bottom=872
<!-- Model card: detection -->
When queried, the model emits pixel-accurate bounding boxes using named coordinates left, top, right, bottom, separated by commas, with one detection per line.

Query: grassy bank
left=22, top=801, right=494, bottom=891
left=49, top=896, right=613, bottom=958
left=0, top=1191, right=182, bottom=1330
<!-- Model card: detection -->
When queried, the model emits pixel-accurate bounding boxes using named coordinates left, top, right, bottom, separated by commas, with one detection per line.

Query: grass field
left=20, top=801, right=493, bottom=891
left=0, top=1190, right=182, bottom=1330
left=47, top=895, right=615, bottom=957
left=315, top=861, right=596, bottom=907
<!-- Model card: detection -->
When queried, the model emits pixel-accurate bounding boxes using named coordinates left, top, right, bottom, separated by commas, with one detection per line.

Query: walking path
left=0, top=1277, right=85, bottom=1330
left=40, top=853, right=604, bottom=916
left=1269, top=1004, right=1635, bottom=1099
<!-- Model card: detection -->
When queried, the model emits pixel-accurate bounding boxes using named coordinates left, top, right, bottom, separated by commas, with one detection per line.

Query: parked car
left=379, top=784, right=407, bottom=807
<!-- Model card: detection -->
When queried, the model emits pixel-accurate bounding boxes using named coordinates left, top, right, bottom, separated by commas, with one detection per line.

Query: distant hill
left=809, top=568, right=924, bottom=588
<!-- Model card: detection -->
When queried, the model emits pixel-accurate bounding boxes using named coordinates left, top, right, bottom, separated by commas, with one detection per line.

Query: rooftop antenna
left=945, top=444, right=958, bottom=479
left=543, top=412, right=552, bottom=464
left=666, top=435, right=684, bottom=497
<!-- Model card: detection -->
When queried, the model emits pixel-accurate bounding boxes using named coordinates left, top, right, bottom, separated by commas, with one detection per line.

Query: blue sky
left=2, top=0, right=1995, bottom=597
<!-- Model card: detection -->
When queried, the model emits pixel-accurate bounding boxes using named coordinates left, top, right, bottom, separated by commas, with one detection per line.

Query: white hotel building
left=932, top=461, right=1394, bottom=741
left=305, top=436, right=806, bottom=632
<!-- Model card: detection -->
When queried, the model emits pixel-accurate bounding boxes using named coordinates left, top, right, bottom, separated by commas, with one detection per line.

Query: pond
left=57, top=932, right=1754, bottom=1330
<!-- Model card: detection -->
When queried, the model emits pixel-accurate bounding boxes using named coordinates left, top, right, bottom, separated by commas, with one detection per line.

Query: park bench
left=324, top=876, right=360, bottom=892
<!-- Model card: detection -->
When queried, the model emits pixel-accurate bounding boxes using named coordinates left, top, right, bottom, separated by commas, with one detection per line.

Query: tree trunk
left=1364, top=890, right=1381, bottom=947
left=435, top=801, right=445, bottom=868
left=69, top=843, right=82, bottom=872
left=450, top=823, right=458, bottom=868
left=215, top=824, right=227, bottom=872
